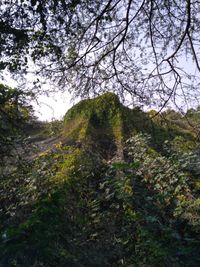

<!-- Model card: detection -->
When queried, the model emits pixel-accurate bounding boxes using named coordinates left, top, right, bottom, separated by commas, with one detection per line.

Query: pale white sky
left=32, top=92, right=74, bottom=121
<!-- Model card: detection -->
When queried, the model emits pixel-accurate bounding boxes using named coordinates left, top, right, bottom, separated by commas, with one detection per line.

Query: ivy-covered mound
left=1, top=93, right=200, bottom=267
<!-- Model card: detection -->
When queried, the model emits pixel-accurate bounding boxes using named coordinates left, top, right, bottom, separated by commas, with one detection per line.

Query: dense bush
left=1, top=94, right=200, bottom=266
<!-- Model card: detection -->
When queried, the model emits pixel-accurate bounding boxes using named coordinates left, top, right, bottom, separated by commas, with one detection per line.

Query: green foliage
left=151, top=108, right=199, bottom=141
left=63, top=93, right=124, bottom=157
left=63, top=93, right=190, bottom=157
left=0, top=84, right=34, bottom=162
left=1, top=93, right=200, bottom=266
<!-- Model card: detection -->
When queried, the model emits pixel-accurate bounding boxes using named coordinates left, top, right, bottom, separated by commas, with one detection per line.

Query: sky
left=32, top=92, right=74, bottom=121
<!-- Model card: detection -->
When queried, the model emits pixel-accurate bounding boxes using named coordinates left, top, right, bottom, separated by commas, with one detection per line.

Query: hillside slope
left=0, top=93, right=200, bottom=267
left=63, top=92, right=195, bottom=154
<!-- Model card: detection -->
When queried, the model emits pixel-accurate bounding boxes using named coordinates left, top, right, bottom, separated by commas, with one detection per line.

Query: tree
left=0, top=0, right=200, bottom=109
left=0, top=84, right=34, bottom=163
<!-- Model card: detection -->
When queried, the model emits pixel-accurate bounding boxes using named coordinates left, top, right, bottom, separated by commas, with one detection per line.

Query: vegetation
left=1, top=1, right=200, bottom=264
left=0, top=84, right=35, bottom=163
left=0, top=93, right=200, bottom=266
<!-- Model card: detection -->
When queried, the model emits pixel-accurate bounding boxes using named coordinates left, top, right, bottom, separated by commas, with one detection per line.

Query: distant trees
left=0, top=0, right=200, bottom=108
left=0, top=84, right=34, bottom=161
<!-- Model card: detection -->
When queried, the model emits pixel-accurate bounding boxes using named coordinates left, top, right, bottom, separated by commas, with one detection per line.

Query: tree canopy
left=0, top=0, right=200, bottom=108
